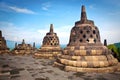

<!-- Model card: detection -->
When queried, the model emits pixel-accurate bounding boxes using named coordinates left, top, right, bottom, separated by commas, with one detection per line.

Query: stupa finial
left=0, top=30, right=2, bottom=38
left=33, top=42, right=35, bottom=48
left=50, top=24, right=53, bottom=33
left=104, top=39, right=107, bottom=46
left=22, top=39, right=25, bottom=44
left=15, top=42, right=17, bottom=48
left=81, top=5, right=87, bottom=22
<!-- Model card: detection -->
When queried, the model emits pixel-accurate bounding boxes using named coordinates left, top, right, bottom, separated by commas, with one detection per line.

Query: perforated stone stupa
left=54, top=5, right=119, bottom=72
left=34, top=24, right=62, bottom=59
left=0, top=30, right=9, bottom=54
left=12, top=39, right=35, bottom=55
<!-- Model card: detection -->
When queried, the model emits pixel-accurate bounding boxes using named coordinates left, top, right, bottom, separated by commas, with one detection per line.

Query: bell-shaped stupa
left=0, top=30, right=9, bottom=54
left=12, top=39, right=35, bottom=55
left=54, top=5, right=119, bottom=72
left=34, top=24, right=62, bottom=59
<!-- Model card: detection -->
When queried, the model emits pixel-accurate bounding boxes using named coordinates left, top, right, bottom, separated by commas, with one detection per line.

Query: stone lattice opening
left=83, top=34, right=86, bottom=38
left=79, top=39, right=83, bottom=42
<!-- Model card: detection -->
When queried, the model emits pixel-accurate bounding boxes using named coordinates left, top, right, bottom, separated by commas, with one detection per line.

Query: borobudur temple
left=11, top=39, right=35, bottom=55
left=34, top=24, right=62, bottom=59
left=54, top=5, right=120, bottom=72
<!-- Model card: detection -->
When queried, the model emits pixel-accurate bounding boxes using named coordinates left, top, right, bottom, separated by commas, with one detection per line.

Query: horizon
left=0, top=0, right=120, bottom=45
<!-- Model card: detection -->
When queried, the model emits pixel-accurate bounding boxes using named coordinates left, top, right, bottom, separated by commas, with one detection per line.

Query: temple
left=34, top=24, right=62, bottom=59
left=11, top=39, right=36, bottom=55
left=54, top=5, right=119, bottom=72
left=0, top=30, right=9, bottom=54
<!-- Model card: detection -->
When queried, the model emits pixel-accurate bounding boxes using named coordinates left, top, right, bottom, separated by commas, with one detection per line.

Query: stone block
left=76, top=61, right=82, bottom=67
left=98, top=56, right=107, bottom=61
left=72, top=61, right=77, bottom=67
left=99, top=61, right=105, bottom=67
left=85, top=56, right=92, bottom=61
left=70, top=46, right=75, bottom=51
left=80, top=50, right=86, bottom=56
left=87, top=61, right=94, bottom=68
left=65, top=66, right=77, bottom=72
left=81, top=61, right=87, bottom=67
left=91, top=50, right=96, bottom=55
left=96, top=50, right=102, bottom=55
left=93, top=61, right=100, bottom=68
left=80, top=46, right=85, bottom=50
left=92, top=56, right=98, bottom=61
left=63, top=50, right=68, bottom=55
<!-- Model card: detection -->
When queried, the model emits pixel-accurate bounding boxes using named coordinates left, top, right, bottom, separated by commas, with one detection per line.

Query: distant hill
left=107, top=42, right=120, bottom=53
left=107, top=42, right=120, bottom=61
left=114, top=42, right=120, bottom=49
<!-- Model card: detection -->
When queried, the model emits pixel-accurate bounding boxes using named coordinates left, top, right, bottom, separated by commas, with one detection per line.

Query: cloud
left=108, top=11, right=120, bottom=16
left=89, top=4, right=96, bottom=9
left=100, top=29, right=120, bottom=44
left=99, top=21, right=120, bottom=44
left=9, top=6, right=36, bottom=14
left=0, top=2, right=37, bottom=14
left=42, top=2, right=51, bottom=11
left=0, top=21, right=41, bottom=44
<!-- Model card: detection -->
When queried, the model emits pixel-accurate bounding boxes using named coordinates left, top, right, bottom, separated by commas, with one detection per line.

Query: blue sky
left=0, top=0, right=120, bottom=45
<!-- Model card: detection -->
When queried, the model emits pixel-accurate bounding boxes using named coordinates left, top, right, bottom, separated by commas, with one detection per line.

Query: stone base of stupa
left=0, top=49, right=10, bottom=54
left=54, top=62, right=120, bottom=73
left=11, top=50, right=35, bottom=55
left=54, top=44, right=120, bottom=73
left=34, top=46, right=62, bottom=59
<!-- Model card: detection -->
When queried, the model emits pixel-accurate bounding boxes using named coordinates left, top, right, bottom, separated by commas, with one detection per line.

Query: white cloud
left=100, top=29, right=120, bottom=44
left=99, top=22, right=120, bottom=44
left=8, top=6, right=36, bottom=14
left=89, top=4, right=96, bottom=9
left=108, top=12, right=120, bottom=16
left=0, top=21, right=41, bottom=44
left=56, top=25, right=71, bottom=44
left=0, top=2, right=37, bottom=14
left=42, top=2, right=51, bottom=11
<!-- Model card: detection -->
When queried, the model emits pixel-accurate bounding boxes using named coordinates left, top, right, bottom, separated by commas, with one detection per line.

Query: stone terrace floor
left=0, top=54, right=120, bottom=80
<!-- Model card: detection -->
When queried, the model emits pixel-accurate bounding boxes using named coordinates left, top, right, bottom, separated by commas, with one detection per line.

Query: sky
left=0, top=0, right=120, bottom=45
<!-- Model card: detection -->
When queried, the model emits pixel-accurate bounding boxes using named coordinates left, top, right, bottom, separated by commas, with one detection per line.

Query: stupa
left=0, top=30, right=9, bottom=54
left=12, top=39, right=35, bottom=55
left=34, top=24, right=62, bottom=59
left=54, top=5, right=119, bottom=72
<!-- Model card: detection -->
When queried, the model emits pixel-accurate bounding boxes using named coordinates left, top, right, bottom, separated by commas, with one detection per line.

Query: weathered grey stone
left=54, top=5, right=119, bottom=72
left=0, top=30, right=9, bottom=54
left=34, top=24, right=62, bottom=59
left=12, top=39, right=36, bottom=55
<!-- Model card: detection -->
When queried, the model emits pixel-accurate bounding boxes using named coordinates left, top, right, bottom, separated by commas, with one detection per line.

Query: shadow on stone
left=35, top=77, right=50, bottom=80
left=10, top=69, right=19, bottom=75
left=73, top=72, right=85, bottom=77
left=2, top=64, right=9, bottom=68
